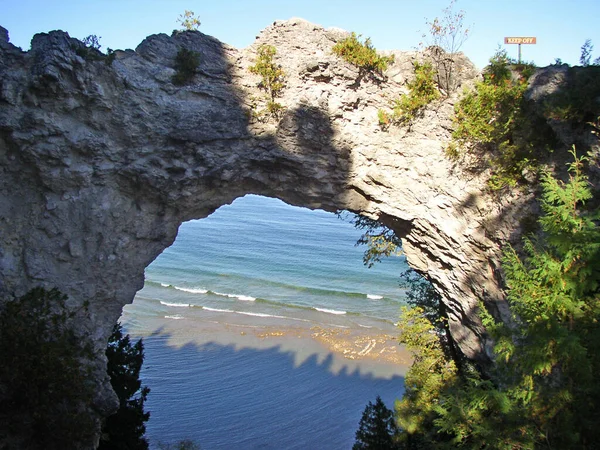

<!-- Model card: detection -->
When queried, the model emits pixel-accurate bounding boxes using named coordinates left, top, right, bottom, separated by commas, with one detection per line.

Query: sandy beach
left=123, top=308, right=412, bottom=379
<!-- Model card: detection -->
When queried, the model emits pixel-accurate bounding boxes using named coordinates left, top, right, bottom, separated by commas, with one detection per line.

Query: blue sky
left=1, top=0, right=600, bottom=69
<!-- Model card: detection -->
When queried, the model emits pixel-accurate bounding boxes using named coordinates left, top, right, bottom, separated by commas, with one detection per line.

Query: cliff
left=0, top=18, right=590, bottom=448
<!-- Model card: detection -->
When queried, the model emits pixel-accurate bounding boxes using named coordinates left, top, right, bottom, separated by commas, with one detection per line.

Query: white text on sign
left=504, top=37, right=537, bottom=45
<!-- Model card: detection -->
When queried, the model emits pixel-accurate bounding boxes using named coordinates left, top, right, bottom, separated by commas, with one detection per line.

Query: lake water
left=120, top=194, right=410, bottom=449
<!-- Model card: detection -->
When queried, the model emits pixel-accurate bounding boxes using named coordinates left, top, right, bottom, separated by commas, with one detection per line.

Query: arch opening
left=120, top=194, right=411, bottom=448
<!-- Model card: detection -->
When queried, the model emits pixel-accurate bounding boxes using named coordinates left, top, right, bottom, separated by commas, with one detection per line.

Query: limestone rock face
left=0, top=19, right=540, bottom=447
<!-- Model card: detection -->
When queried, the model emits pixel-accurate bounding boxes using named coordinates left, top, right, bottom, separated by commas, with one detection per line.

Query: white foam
left=160, top=301, right=191, bottom=307
left=165, top=315, right=184, bottom=320
left=367, top=294, right=383, bottom=300
left=237, top=311, right=312, bottom=322
left=314, top=307, right=346, bottom=315
left=174, top=286, right=209, bottom=294
left=160, top=283, right=170, bottom=287
left=202, top=306, right=234, bottom=313
left=201, top=307, right=308, bottom=322
left=214, top=291, right=256, bottom=301
left=237, top=311, right=281, bottom=318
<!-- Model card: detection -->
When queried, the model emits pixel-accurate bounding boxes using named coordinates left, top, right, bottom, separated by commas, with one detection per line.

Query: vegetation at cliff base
left=332, top=32, right=394, bottom=75
left=0, top=287, right=153, bottom=450
left=355, top=149, right=600, bottom=448
left=0, top=288, right=97, bottom=449
left=353, top=396, right=400, bottom=449
left=99, top=323, right=151, bottom=450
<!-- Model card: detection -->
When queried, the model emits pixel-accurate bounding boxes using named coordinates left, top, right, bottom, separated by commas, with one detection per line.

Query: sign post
left=504, top=37, right=537, bottom=63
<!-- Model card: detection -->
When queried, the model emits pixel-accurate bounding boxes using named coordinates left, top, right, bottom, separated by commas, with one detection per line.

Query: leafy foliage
left=580, top=39, right=594, bottom=66
left=0, top=288, right=97, bottom=449
left=343, top=213, right=402, bottom=267
left=420, top=0, right=471, bottom=93
left=453, top=51, right=526, bottom=146
left=395, top=306, right=458, bottom=446
left=99, top=323, right=150, bottom=450
left=332, top=32, right=394, bottom=75
left=177, top=10, right=201, bottom=31
left=249, top=45, right=285, bottom=99
left=353, top=396, right=400, bottom=450
left=105, top=48, right=117, bottom=65
left=379, top=62, right=440, bottom=127
left=75, top=34, right=105, bottom=61
left=450, top=48, right=552, bottom=189
left=493, top=149, right=600, bottom=446
left=83, top=34, right=101, bottom=50
left=248, top=45, right=285, bottom=120
left=400, top=269, right=465, bottom=368
left=172, top=48, right=201, bottom=86
left=394, top=150, right=600, bottom=448
left=73, top=35, right=118, bottom=65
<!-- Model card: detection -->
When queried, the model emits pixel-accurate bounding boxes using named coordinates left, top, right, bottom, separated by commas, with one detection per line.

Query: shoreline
left=121, top=308, right=412, bottom=377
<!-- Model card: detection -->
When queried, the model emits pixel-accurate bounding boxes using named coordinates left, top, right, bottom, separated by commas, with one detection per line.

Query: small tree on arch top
left=420, top=0, right=471, bottom=94
left=177, top=10, right=201, bottom=31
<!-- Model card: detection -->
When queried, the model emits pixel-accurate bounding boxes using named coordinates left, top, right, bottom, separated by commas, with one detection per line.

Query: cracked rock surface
left=0, top=18, right=547, bottom=447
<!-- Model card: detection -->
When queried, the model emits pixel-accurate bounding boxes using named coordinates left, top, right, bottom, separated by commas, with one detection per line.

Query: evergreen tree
left=0, top=288, right=97, bottom=449
left=353, top=396, right=400, bottom=450
left=395, top=148, right=600, bottom=448
left=99, top=323, right=150, bottom=450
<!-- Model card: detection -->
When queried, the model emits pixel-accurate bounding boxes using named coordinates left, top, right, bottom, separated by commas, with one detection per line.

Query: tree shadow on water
left=140, top=330, right=404, bottom=450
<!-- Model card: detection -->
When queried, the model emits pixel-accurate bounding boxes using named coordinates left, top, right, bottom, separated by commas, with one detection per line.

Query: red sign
left=504, top=37, right=537, bottom=45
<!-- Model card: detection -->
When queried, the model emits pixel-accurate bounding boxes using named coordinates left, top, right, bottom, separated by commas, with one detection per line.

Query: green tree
left=487, top=148, right=600, bottom=447
left=354, top=396, right=400, bottom=450
left=400, top=269, right=464, bottom=368
left=177, top=10, right=201, bottom=31
left=580, top=39, right=593, bottom=66
left=172, top=47, right=201, bottom=86
left=248, top=44, right=285, bottom=119
left=99, top=323, right=150, bottom=450
left=395, top=306, right=458, bottom=447
left=249, top=45, right=285, bottom=103
left=82, top=34, right=101, bottom=50
left=0, top=288, right=97, bottom=449
left=394, top=149, right=600, bottom=448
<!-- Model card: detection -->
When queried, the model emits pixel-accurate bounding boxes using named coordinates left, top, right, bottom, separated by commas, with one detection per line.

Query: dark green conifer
left=353, top=396, right=400, bottom=450
left=0, top=287, right=97, bottom=450
left=99, top=323, right=150, bottom=450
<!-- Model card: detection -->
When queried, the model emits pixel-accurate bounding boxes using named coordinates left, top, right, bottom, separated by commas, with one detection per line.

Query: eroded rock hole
left=120, top=194, right=410, bottom=448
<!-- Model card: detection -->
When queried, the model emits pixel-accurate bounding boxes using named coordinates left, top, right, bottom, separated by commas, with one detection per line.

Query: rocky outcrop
left=0, top=18, right=551, bottom=447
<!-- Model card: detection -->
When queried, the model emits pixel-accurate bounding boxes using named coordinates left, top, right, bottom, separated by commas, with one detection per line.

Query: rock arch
left=0, top=19, right=529, bottom=445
